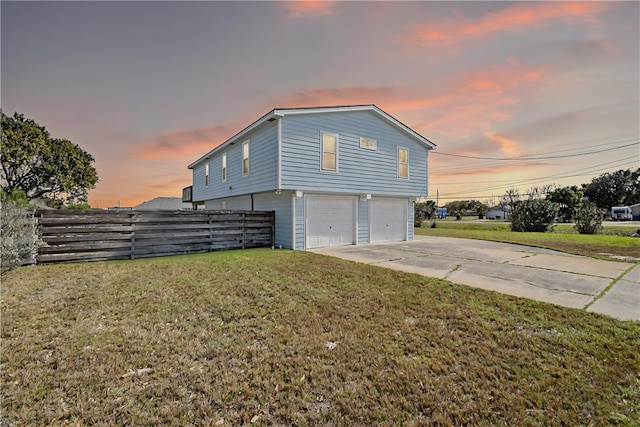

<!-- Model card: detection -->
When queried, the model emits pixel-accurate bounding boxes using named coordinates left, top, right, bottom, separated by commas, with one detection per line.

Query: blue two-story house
left=184, top=105, right=436, bottom=250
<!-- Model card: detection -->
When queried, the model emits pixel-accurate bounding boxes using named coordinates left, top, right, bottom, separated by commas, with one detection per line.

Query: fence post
left=271, top=211, right=275, bottom=247
left=242, top=211, right=246, bottom=250
left=208, top=212, right=213, bottom=252
left=130, top=211, right=135, bottom=260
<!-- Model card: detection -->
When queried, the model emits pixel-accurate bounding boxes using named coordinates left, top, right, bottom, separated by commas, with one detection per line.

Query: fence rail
left=35, top=209, right=275, bottom=264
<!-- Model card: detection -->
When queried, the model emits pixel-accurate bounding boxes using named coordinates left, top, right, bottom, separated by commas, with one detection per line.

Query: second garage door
left=371, top=199, right=407, bottom=243
left=306, top=197, right=355, bottom=249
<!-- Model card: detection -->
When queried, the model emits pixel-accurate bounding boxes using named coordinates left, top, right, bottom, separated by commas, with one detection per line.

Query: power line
left=429, top=141, right=638, bottom=175
left=434, top=157, right=634, bottom=187
left=429, top=157, right=637, bottom=199
left=430, top=138, right=638, bottom=162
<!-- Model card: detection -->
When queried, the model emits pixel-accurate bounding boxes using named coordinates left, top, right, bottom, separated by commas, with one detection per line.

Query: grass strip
left=416, top=221, right=640, bottom=261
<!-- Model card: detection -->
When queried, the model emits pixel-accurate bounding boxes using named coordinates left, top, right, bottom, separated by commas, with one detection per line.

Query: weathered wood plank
left=35, top=209, right=274, bottom=264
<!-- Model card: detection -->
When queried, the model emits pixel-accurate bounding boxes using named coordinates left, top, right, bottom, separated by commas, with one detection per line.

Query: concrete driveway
left=309, top=236, right=640, bottom=321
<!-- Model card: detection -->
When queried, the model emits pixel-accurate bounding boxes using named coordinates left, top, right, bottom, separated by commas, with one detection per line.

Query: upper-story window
left=360, top=137, right=377, bottom=150
left=205, top=162, right=210, bottom=187
left=398, top=148, right=409, bottom=179
left=242, top=141, right=250, bottom=176
left=321, top=132, right=338, bottom=172
left=222, top=153, right=227, bottom=182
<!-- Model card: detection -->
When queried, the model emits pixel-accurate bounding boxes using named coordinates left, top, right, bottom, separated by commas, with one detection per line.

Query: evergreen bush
left=573, top=201, right=605, bottom=235
left=510, top=199, right=558, bottom=232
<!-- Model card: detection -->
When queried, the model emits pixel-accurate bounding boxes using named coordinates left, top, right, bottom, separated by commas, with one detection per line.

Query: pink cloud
left=130, top=125, right=234, bottom=161
left=408, top=2, right=610, bottom=47
left=280, top=1, right=338, bottom=19
left=411, top=63, right=548, bottom=139
left=263, top=60, right=546, bottom=143
left=484, top=132, right=520, bottom=157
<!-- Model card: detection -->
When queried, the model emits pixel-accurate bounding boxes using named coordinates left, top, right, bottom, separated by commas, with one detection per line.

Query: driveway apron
left=309, top=235, right=639, bottom=321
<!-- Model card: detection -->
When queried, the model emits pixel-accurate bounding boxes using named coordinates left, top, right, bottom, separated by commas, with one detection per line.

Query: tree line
left=415, top=167, right=639, bottom=233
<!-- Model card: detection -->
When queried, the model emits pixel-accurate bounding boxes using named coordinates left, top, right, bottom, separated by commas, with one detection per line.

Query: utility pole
left=436, top=189, right=439, bottom=207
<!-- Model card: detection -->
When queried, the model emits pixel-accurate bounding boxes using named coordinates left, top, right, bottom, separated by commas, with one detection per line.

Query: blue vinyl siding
left=280, top=111, right=429, bottom=197
left=252, top=191, right=293, bottom=249
left=205, top=195, right=252, bottom=210
left=192, top=123, right=278, bottom=202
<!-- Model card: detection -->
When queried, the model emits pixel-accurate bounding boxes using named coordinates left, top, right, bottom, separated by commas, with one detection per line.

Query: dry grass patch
left=2, top=249, right=639, bottom=426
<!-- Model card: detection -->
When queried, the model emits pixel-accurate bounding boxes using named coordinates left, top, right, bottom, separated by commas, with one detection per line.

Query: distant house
left=487, top=206, right=509, bottom=220
left=184, top=105, right=436, bottom=249
left=135, top=197, right=192, bottom=211
left=630, top=203, right=640, bottom=221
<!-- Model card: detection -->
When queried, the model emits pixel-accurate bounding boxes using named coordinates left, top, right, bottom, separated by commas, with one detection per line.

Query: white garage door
left=306, top=197, right=355, bottom=249
left=371, top=199, right=407, bottom=243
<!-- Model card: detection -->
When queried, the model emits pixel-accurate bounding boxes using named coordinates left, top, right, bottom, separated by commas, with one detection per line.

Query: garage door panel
left=371, top=199, right=407, bottom=243
left=306, top=197, right=355, bottom=249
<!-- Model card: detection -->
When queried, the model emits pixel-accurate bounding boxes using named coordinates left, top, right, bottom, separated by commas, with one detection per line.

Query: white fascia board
left=273, top=105, right=375, bottom=116
left=275, top=104, right=437, bottom=150
left=371, top=107, right=437, bottom=150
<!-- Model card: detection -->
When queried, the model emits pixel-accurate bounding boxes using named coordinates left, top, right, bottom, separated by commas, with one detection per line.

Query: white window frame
left=242, top=141, right=250, bottom=176
left=205, top=162, right=209, bottom=187
left=360, top=137, right=377, bottom=150
left=398, top=147, right=409, bottom=179
left=222, top=153, right=227, bottom=182
left=321, top=131, right=339, bottom=172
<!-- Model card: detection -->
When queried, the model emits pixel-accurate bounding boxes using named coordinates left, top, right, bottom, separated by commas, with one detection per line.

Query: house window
left=398, top=148, right=409, bottom=179
left=360, top=137, right=377, bottom=150
left=242, top=141, right=250, bottom=176
left=205, top=162, right=209, bottom=187
left=222, top=153, right=227, bottom=182
left=322, top=132, right=338, bottom=171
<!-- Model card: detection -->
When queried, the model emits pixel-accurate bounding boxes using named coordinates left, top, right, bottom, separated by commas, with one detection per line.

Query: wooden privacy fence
left=35, top=209, right=275, bottom=264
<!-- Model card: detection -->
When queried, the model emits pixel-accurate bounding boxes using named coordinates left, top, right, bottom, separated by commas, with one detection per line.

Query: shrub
left=510, top=199, right=559, bottom=232
left=1, top=200, right=42, bottom=271
left=414, top=202, right=435, bottom=227
left=573, top=201, right=605, bottom=235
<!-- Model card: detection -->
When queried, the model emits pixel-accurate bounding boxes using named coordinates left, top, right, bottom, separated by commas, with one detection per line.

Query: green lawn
left=2, top=249, right=639, bottom=426
left=416, top=219, right=640, bottom=261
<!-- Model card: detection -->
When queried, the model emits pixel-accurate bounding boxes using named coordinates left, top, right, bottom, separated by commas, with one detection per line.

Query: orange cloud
left=408, top=2, right=609, bottom=46
left=262, top=60, right=546, bottom=142
left=280, top=1, right=338, bottom=19
left=411, top=63, right=547, bottom=139
left=484, top=132, right=520, bottom=157
left=130, top=126, right=233, bottom=161
left=268, top=86, right=401, bottom=108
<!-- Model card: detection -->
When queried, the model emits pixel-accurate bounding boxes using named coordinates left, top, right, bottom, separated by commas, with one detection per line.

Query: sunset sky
left=2, top=1, right=638, bottom=208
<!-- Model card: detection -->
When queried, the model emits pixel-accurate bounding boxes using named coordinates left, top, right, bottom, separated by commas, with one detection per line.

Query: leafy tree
left=474, top=202, right=488, bottom=219
left=414, top=200, right=436, bottom=227
left=501, top=188, right=520, bottom=211
left=1, top=112, right=98, bottom=206
left=573, top=201, right=605, bottom=235
left=547, top=185, right=583, bottom=222
left=510, top=199, right=558, bottom=232
left=582, top=168, right=640, bottom=211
